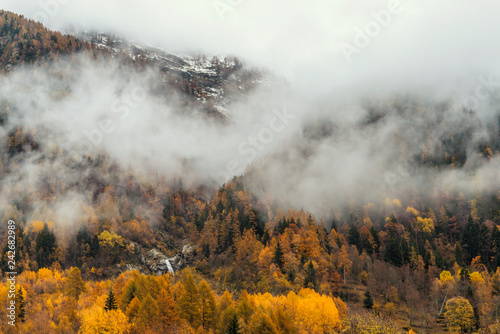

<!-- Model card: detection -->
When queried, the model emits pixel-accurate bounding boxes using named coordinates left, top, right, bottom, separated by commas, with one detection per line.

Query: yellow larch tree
left=79, top=305, right=130, bottom=334
left=135, top=293, right=159, bottom=331
left=198, top=280, right=217, bottom=331
left=444, top=297, right=475, bottom=333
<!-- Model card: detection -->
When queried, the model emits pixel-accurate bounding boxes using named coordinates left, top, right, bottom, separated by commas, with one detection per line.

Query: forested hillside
left=1, top=8, right=500, bottom=334
left=0, top=11, right=90, bottom=71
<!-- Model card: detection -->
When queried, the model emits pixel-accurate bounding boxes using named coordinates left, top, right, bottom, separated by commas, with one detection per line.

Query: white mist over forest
left=1, top=54, right=500, bottom=222
left=1, top=0, right=500, bottom=222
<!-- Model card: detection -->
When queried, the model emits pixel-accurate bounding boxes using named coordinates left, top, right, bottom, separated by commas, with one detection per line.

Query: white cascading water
left=165, top=259, right=175, bottom=274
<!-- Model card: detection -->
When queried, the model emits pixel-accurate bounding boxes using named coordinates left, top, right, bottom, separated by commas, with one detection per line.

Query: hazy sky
left=2, top=0, right=500, bottom=95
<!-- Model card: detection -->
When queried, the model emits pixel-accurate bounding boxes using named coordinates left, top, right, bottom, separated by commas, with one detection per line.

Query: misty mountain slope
left=241, top=95, right=500, bottom=220
left=0, top=10, right=90, bottom=71
left=81, top=32, right=266, bottom=114
left=1, top=11, right=500, bottom=230
left=0, top=13, right=293, bottom=192
left=1, top=46, right=500, bottom=224
left=0, top=10, right=267, bottom=119
left=79, top=32, right=268, bottom=119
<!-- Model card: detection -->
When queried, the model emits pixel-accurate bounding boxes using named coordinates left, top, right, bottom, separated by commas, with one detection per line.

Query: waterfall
left=165, top=259, right=174, bottom=274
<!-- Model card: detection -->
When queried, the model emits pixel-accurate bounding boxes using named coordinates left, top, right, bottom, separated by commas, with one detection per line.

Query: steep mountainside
left=0, top=10, right=266, bottom=118
left=0, top=11, right=90, bottom=71
left=82, top=32, right=266, bottom=117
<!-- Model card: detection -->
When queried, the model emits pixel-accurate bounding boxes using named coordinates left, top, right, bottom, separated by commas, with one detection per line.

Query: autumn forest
left=1, top=7, right=500, bottom=334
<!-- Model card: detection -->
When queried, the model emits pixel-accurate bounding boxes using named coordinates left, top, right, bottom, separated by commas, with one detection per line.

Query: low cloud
left=2, top=0, right=500, bottom=95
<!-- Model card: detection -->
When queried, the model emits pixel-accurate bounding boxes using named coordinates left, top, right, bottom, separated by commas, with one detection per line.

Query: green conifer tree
left=104, top=288, right=118, bottom=311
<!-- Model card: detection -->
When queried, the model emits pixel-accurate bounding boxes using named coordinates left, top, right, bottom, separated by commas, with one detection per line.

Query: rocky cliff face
left=123, top=242, right=195, bottom=275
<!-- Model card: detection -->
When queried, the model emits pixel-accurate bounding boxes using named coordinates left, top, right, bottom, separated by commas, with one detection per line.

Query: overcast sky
left=1, top=0, right=499, bottom=95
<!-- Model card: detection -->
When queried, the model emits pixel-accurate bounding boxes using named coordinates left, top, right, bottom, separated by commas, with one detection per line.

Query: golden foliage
left=439, top=270, right=455, bottom=286
left=444, top=297, right=475, bottom=333
left=406, top=207, right=419, bottom=217
left=248, top=288, right=340, bottom=333
left=470, top=271, right=484, bottom=285
left=30, top=221, right=44, bottom=233
left=79, top=306, right=130, bottom=334
left=98, top=231, right=125, bottom=249
left=415, top=217, right=434, bottom=234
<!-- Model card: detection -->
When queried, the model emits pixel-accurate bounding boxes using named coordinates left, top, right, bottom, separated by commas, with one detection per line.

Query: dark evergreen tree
left=273, top=241, right=284, bottom=270
left=401, top=238, right=410, bottom=265
left=17, top=287, right=25, bottom=322
left=286, top=269, right=296, bottom=283
left=0, top=242, right=10, bottom=273
left=226, top=311, right=241, bottom=334
left=455, top=243, right=464, bottom=266
left=384, top=229, right=403, bottom=267
left=362, top=235, right=373, bottom=255
left=461, top=215, right=488, bottom=264
left=104, top=288, right=118, bottom=311
left=35, top=223, right=57, bottom=268
left=195, top=209, right=208, bottom=232
left=363, top=290, right=374, bottom=309
left=90, top=234, right=100, bottom=257
left=275, top=218, right=290, bottom=235
left=162, top=197, right=173, bottom=223
left=370, top=226, right=380, bottom=253
left=492, top=226, right=500, bottom=270
left=435, top=247, right=446, bottom=269
left=348, top=225, right=361, bottom=252
left=261, top=228, right=270, bottom=246
left=76, top=224, right=91, bottom=245
left=69, top=224, right=93, bottom=267
left=216, top=200, right=224, bottom=215
left=457, top=266, right=472, bottom=296
left=304, top=260, right=317, bottom=290
left=331, top=218, right=338, bottom=233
